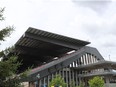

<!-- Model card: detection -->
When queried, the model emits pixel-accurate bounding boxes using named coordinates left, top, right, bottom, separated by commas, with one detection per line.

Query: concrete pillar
left=39, top=79, right=42, bottom=87
left=105, top=77, right=110, bottom=87
left=66, top=68, right=68, bottom=87
left=47, top=76, right=49, bottom=86
left=84, top=78, right=88, bottom=87
left=75, top=71, right=78, bottom=86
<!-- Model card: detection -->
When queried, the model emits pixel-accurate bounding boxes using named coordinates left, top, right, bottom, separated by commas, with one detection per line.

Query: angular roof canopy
left=12, top=27, right=90, bottom=72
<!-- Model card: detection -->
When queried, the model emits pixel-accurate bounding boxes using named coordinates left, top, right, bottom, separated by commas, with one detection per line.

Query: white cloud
left=0, top=0, right=116, bottom=61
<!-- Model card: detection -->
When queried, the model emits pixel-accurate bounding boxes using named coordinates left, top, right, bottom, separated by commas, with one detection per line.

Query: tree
left=49, top=74, right=67, bottom=87
left=88, top=76, right=105, bottom=87
left=0, top=8, right=14, bottom=41
left=0, top=8, right=28, bottom=87
left=0, top=56, right=28, bottom=87
left=69, top=80, right=84, bottom=87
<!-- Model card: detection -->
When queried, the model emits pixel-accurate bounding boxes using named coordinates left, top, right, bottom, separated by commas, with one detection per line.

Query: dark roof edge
left=28, top=27, right=90, bottom=45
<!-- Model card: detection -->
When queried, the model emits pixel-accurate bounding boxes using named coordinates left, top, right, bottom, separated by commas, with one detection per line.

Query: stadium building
left=11, top=27, right=116, bottom=87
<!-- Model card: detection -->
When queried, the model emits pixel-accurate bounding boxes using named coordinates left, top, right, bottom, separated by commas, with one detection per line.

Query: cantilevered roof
left=13, top=27, right=90, bottom=72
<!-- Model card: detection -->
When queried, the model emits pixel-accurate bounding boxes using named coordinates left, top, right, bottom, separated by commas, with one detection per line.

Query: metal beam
left=25, top=32, right=83, bottom=50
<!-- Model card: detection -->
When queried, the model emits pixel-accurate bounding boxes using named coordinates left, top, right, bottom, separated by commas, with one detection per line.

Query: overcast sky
left=0, top=0, right=116, bottom=61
